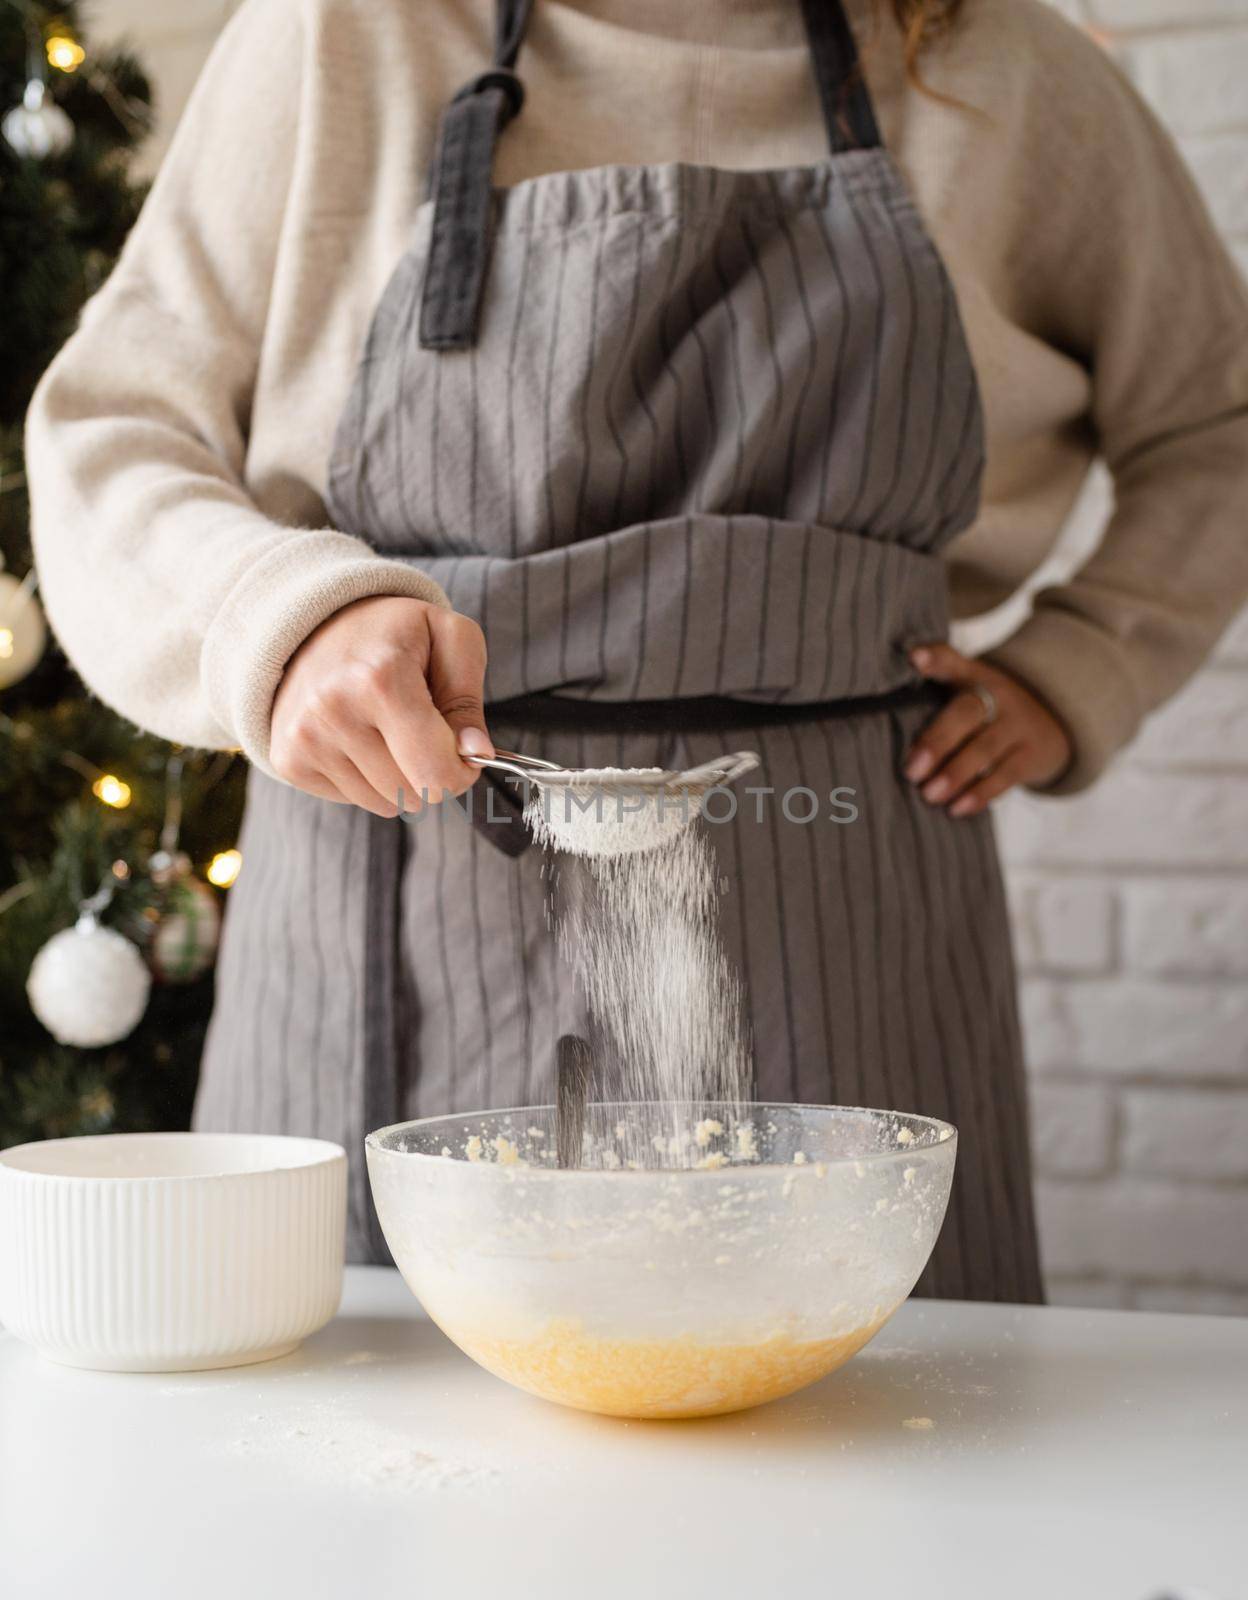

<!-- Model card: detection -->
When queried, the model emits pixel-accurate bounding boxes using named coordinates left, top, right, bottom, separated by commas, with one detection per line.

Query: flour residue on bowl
left=436, top=1104, right=942, bottom=1176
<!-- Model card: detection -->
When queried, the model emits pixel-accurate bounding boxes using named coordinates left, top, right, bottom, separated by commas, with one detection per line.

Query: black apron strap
left=798, top=0, right=881, bottom=153
left=418, top=0, right=535, bottom=350
left=361, top=810, right=406, bottom=1261
left=419, top=0, right=880, bottom=350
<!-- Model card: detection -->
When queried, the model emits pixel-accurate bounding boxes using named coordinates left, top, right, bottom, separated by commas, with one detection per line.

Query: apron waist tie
left=487, top=682, right=943, bottom=735
left=448, top=681, right=945, bottom=865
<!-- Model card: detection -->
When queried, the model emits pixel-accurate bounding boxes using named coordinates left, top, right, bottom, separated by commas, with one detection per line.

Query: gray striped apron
left=195, top=0, right=1043, bottom=1302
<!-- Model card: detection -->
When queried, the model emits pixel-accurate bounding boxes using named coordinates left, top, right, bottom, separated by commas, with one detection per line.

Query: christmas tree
left=1, top=3, right=245, bottom=1147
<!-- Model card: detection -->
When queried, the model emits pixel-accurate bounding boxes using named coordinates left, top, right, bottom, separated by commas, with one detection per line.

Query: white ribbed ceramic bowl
left=0, top=1133, right=347, bottom=1372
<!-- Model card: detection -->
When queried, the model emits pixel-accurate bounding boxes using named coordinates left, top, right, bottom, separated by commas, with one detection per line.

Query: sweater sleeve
left=25, top=0, right=448, bottom=775
left=981, top=7, right=1248, bottom=795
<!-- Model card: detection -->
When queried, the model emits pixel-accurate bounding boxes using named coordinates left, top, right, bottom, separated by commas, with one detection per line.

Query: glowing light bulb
left=207, top=849, right=242, bottom=888
left=0, top=628, right=12, bottom=660
left=92, top=774, right=132, bottom=808
left=46, top=35, right=85, bottom=72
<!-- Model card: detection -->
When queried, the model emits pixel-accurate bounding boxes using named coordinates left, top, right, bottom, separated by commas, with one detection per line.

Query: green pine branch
left=1, top=3, right=246, bottom=1151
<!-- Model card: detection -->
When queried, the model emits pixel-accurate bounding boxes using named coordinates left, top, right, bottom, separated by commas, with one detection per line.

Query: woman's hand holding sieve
left=270, top=596, right=494, bottom=817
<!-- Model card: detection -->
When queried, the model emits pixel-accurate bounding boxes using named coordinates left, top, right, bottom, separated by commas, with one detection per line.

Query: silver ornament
left=3, top=78, right=74, bottom=160
left=148, top=873, right=221, bottom=984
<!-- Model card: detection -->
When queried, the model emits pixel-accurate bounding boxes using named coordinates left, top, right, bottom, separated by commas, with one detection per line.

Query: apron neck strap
left=799, top=0, right=881, bottom=153
left=418, top=0, right=536, bottom=350
left=419, top=0, right=879, bottom=351
left=493, top=0, right=535, bottom=72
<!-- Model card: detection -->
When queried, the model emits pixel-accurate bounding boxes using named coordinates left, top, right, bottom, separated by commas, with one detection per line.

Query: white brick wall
left=84, top=0, right=1248, bottom=1311
left=1122, top=1089, right=1248, bottom=1179
left=1123, top=884, right=1248, bottom=977
left=1008, top=2, right=1248, bottom=1317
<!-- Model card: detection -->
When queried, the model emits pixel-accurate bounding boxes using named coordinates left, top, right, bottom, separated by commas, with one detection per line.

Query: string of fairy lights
left=67, top=752, right=242, bottom=891
left=2, top=687, right=244, bottom=895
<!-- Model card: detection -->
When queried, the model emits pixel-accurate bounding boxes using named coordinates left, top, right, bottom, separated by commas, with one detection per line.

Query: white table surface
left=2, top=1265, right=1244, bottom=1600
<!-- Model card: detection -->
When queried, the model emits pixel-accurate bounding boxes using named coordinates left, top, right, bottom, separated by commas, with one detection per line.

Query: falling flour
left=525, top=770, right=752, bottom=1160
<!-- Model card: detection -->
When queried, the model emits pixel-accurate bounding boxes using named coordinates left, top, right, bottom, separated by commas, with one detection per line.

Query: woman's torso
left=242, top=0, right=1096, bottom=623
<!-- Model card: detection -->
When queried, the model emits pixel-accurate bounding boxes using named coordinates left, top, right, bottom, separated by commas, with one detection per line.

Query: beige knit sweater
left=25, top=0, right=1248, bottom=792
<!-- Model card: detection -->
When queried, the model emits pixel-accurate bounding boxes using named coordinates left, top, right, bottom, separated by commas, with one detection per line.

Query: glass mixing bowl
left=366, top=1102, right=955, bottom=1420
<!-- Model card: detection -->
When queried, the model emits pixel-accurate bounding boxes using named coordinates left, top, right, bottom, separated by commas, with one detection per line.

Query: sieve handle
left=453, top=767, right=532, bottom=857
left=465, top=748, right=565, bottom=783
left=673, top=750, right=761, bottom=789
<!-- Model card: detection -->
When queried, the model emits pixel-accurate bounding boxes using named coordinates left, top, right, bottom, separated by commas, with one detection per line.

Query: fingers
left=378, top=695, right=474, bottom=807
left=270, top=641, right=406, bottom=816
left=277, top=766, right=355, bottom=808
left=338, top=638, right=473, bottom=803
left=909, top=642, right=978, bottom=687
left=904, top=640, right=1074, bottom=817
left=375, top=610, right=492, bottom=805
left=338, top=724, right=416, bottom=816
left=426, top=610, right=493, bottom=762
left=273, top=728, right=398, bottom=817
left=271, top=598, right=495, bottom=815
left=318, top=745, right=401, bottom=818
left=905, top=641, right=1029, bottom=817
left=917, top=724, right=1018, bottom=806
left=948, top=749, right=1031, bottom=817
left=904, top=689, right=992, bottom=784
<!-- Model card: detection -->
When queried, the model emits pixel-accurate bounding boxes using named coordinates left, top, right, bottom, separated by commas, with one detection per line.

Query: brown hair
left=857, top=0, right=972, bottom=108
left=887, top=0, right=965, bottom=73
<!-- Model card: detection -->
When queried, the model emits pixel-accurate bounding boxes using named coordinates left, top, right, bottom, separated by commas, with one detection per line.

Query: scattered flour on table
left=902, top=1416, right=936, bottom=1430
left=226, top=1397, right=500, bottom=1494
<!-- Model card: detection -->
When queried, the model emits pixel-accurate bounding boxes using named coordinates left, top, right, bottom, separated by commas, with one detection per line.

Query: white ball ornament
left=0, top=570, right=47, bottom=690
left=27, top=919, right=152, bottom=1048
left=2, top=78, right=74, bottom=160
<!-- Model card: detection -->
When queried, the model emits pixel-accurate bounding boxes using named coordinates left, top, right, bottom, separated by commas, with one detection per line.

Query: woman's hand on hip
left=270, top=596, right=493, bottom=817
left=903, top=643, right=1072, bottom=816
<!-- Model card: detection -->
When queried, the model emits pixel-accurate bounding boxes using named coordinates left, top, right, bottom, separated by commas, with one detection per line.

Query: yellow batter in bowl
left=446, top=1314, right=891, bottom=1419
